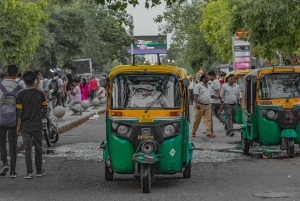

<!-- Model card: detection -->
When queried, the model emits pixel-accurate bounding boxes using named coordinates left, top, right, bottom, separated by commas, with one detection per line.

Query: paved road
left=1, top=106, right=300, bottom=201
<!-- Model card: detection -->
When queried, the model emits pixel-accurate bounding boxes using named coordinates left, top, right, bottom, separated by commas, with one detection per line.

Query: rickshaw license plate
left=138, top=115, right=154, bottom=123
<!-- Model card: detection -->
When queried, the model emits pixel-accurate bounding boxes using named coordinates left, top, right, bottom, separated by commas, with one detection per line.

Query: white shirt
left=188, top=80, right=196, bottom=90
left=72, top=85, right=81, bottom=102
left=193, top=82, right=211, bottom=104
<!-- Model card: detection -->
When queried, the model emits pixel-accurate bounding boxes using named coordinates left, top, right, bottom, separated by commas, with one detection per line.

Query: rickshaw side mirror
left=100, top=78, right=108, bottom=87
left=182, top=78, right=190, bottom=87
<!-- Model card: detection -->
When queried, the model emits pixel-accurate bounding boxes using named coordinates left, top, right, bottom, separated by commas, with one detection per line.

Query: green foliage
left=200, top=0, right=234, bottom=62
left=0, top=0, right=47, bottom=67
left=93, top=0, right=185, bottom=10
left=154, top=1, right=219, bottom=73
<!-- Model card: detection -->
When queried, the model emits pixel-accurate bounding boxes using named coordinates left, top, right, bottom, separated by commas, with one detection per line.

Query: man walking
left=220, top=74, right=242, bottom=137
left=89, top=76, right=98, bottom=102
left=49, top=72, right=64, bottom=109
left=207, top=71, right=227, bottom=133
left=188, top=76, right=196, bottom=105
left=0, top=65, right=23, bottom=178
left=192, top=74, right=215, bottom=138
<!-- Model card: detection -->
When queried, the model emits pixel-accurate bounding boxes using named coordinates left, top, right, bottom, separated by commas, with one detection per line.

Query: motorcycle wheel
left=44, top=130, right=51, bottom=147
left=140, top=164, right=151, bottom=193
left=241, top=135, right=250, bottom=155
left=183, top=159, right=191, bottom=178
left=105, top=162, right=113, bottom=181
left=50, top=130, right=59, bottom=143
left=286, top=138, right=295, bottom=158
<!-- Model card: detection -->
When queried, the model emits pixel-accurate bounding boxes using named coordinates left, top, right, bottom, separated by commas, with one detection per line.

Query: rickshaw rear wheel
left=105, top=162, right=114, bottom=181
left=241, top=135, right=250, bottom=155
left=140, top=164, right=151, bottom=193
left=286, top=138, right=295, bottom=158
left=183, top=159, right=191, bottom=178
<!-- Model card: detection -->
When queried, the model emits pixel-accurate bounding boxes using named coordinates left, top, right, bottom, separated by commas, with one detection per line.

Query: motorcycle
left=42, top=91, right=59, bottom=147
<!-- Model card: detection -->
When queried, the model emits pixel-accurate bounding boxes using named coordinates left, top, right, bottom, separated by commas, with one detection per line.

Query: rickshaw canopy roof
left=227, top=69, right=251, bottom=77
left=244, top=66, right=300, bottom=80
left=108, top=65, right=188, bottom=79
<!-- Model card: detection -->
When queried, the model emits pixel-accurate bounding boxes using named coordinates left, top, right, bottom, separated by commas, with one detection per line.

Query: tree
left=0, top=0, right=47, bottom=67
left=155, top=1, right=219, bottom=72
left=93, top=0, right=186, bottom=10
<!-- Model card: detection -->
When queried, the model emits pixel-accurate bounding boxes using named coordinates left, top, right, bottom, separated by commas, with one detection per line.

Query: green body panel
left=242, top=105, right=300, bottom=145
left=108, top=135, right=135, bottom=173
left=235, top=105, right=243, bottom=124
left=155, top=134, right=182, bottom=173
left=280, top=129, right=297, bottom=138
left=296, top=124, right=300, bottom=143
left=105, top=118, right=191, bottom=174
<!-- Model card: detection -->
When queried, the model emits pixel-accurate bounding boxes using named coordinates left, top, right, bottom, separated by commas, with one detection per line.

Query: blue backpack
left=0, top=84, right=22, bottom=127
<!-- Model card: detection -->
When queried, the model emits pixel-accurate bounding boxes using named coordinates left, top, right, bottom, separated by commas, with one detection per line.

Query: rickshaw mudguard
left=257, top=114, right=281, bottom=145
left=133, top=152, right=159, bottom=164
left=100, top=141, right=107, bottom=160
left=295, top=123, right=300, bottom=143
left=154, top=134, right=182, bottom=173
left=107, top=135, right=135, bottom=173
left=280, top=129, right=297, bottom=138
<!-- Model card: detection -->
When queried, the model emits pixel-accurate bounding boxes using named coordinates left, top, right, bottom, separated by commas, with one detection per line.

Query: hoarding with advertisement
left=126, top=35, right=167, bottom=54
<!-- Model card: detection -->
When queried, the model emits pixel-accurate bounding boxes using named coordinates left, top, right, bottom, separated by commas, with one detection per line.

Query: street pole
left=130, top=16, right=134, bottom=65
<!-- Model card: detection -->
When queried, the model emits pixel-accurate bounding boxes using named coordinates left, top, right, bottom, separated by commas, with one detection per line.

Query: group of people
left=0, top=65, right=106, bottom=179
left=191, top=71, right=242, bottom=138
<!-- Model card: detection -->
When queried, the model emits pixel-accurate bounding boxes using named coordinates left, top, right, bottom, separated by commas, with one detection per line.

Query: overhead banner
left=126, top=35, right=167, bottom=54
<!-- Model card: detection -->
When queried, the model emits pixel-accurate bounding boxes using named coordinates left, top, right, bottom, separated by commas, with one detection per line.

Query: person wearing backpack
left=0, top=65, right=23, bottom=178
left=48, top=72, right=65, bottom=109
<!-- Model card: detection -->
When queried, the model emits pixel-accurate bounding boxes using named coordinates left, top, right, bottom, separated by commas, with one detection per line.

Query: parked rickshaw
left=225, top=69, right=251, bottom=123
left=100, top=63, right=193, bottom=193
left=241, top=66, right=300, bottom=158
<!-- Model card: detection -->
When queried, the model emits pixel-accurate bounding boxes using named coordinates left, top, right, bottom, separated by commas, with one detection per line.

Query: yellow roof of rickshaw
left=108, top=64, right=188, bottom=79
left=226, top=69, right=251, bottom=77
left=244, top=66, right=300, bottom=79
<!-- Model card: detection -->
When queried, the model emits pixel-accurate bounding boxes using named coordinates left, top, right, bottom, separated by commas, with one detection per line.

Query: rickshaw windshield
left=110, top=74, right=181, bottom=109
left=259, top=73, right=300, bottom=99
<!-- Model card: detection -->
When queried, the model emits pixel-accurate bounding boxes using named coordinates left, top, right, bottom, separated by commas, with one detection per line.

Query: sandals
left=206, top=133, right=216, bottom=138
left=192, top=133, right=196, bottom=137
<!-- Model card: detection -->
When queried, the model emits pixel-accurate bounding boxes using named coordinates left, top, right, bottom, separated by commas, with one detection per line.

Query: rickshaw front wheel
left=183, top=159, right=191, bottom=178
left=286, top=138, right=295, bottom=158
left=105, top=162, right=114, bottom=181
left=140, top=164, right=151, bottom=193
left=241, top=135, right=250, bottom=155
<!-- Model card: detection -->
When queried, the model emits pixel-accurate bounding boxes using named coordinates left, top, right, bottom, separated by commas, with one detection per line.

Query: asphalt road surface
left=1, top=106, right=300, bottom=201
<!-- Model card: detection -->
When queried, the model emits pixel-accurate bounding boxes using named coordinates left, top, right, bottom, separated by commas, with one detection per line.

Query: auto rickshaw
left=100, top=62, right=193, bottom=193
left=241, top=66, right=300, bottom=158
left=225, top=69, right=251, bottom=123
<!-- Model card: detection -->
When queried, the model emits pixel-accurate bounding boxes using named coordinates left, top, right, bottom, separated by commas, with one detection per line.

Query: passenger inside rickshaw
left=111, top=75, right=181, bottom=109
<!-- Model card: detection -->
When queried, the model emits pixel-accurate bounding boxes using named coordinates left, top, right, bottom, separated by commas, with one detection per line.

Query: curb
left=57, top=109, right=106, bottom=134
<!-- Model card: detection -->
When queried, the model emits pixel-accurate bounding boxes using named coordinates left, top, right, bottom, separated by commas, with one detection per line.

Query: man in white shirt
left=69, top=78, right=82, bottom=115
left=188, top=76, right=196, bottom=105
left=15, top=73, right=26, bottom=89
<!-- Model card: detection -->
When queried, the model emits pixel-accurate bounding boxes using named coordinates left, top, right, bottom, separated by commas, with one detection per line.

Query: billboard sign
left=126, top=35, right=167, bottom=54
left=74, top=59, right=92, bottom=74
left=232, top=31, right=251, bottom=70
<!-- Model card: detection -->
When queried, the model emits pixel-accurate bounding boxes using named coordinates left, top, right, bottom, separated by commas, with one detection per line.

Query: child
left=16, top=71, right=47, bottom=179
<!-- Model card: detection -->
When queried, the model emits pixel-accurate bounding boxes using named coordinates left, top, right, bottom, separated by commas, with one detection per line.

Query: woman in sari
left=79, top=78, right=90, bottom=101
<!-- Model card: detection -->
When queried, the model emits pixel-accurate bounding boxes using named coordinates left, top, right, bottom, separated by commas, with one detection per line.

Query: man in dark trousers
left=220, top=74, right=242, bottom=137
left=0, top=65, right=22, bottom=178
left=16, top=71, right=47, bottom=179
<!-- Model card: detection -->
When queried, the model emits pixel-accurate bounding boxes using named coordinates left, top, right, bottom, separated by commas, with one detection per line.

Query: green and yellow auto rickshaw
left=241, top=66, right=300, bottom=158
left=100, top=64, right=193, bottom=193
left=225, top=69, right=251, bottom=123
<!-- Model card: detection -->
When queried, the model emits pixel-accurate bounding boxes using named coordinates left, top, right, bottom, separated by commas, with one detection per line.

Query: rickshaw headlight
left=267, top=110, right=276, bottom=118
left=117, top=125, right=129, bottom=135
left=164, top=125, right=175, bottom=136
